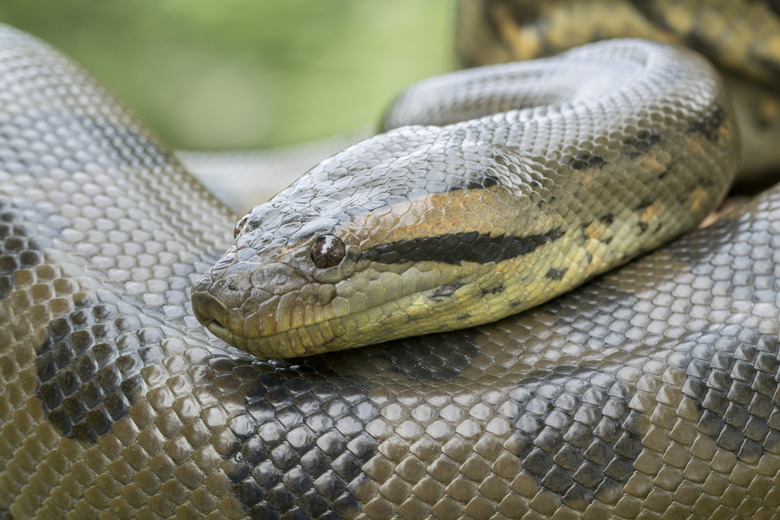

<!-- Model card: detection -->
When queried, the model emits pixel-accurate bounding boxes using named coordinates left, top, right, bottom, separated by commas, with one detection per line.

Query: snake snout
left=191, top=282, right=229, bottom=330
left=191, top=259, right=319, bottom=352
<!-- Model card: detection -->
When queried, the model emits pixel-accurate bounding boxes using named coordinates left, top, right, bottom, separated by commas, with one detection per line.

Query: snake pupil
left=311, top=235, right=346, bottom=268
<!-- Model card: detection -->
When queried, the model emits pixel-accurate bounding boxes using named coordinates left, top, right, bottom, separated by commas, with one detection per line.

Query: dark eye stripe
left=362, top=229, right=562, bottom=265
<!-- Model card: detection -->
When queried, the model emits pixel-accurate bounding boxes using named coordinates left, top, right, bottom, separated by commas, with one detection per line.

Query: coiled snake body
left=1, top=14, right=780, bottom=520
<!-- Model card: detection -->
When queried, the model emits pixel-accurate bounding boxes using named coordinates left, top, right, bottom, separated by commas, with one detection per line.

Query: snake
left=2, top=2, right=780, bottom=518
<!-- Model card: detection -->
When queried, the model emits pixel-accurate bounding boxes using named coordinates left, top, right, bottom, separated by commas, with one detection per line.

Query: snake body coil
left=1, top=22, right=780, bottom=520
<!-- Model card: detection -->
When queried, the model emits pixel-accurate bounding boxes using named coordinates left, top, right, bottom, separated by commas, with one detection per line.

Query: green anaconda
left=191, top=39, right=736, bottom=359
left=1, top=11, right=780, bottom=520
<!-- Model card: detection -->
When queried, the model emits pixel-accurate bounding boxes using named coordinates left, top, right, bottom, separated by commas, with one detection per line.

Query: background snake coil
left=2, top=17, right=780, bottom=520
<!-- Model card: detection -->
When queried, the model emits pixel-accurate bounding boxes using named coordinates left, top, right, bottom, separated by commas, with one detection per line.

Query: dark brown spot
left=570, top=152, right=606, bottom=170
left=545, top=267, right=567, bottom=280
left=621, top=129, right=664, bottom=158
left=688, top=104, right=726, bottom=142
left=446, top=172, right=500, bottom=192
left=431, top=281, right=465, bottom=301
left=481, top=284, right=505, bottom=296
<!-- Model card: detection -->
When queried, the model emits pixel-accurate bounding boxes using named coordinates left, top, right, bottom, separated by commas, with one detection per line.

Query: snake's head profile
left=191, top=127, right=563, bottom=358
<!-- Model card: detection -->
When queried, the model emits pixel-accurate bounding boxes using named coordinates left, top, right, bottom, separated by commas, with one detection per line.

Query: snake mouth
left=191, top=287, right=243, bottom=346
left=204, top=319, right=238, bottom=345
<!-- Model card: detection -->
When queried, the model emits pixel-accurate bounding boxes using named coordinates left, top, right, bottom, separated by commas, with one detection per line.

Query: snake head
left=191, top=128, right=561, bottom=358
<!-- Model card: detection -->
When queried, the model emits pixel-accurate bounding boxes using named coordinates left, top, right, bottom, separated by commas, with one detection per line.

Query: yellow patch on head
left=641, top=200, right=664, bottom=222
left=688, top=187, right=709, bottom=212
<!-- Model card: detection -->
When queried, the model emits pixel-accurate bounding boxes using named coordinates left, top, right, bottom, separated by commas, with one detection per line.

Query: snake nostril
left=191, top=289, right=229, bottom=329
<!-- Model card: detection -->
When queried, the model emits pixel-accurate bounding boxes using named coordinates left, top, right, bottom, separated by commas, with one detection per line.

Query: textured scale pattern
left=0, top=18, right=780, bottom=520
left=455, top=0, right=780, bottom=176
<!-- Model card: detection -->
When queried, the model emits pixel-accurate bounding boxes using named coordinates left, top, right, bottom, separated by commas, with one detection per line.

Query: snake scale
left=3, top=1, right=780, bottom=518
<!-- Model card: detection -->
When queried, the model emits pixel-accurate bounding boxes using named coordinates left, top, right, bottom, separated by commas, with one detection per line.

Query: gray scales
left=0, top=22, right=778, bottom=520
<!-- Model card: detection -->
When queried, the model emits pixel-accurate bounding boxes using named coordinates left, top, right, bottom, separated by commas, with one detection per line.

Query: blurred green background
left=0, top=1, right=454, bottom=150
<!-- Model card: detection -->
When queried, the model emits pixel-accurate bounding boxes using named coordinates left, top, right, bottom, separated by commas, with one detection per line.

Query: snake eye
left=311, top=235, right=345, bottom=269
left=234, top=215, right=249, bottom=238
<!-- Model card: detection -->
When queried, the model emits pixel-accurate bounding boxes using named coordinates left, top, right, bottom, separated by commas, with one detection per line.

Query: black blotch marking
left=0, top=199, right=64, bottom=300
left=545, top=267, right=567, bottom=280
left=481, top=284, right=505, bottom=296
left=431, top=281, right=465, bottom=301
left=506, top=366, right=645, bottom=508
left=374, top=329, right=482, bottom=382
left=0, top=199, right=146, bottom=445
left=363, top=228, right=563, bottom=266
left=446, top=172, right=500, bottom=192
left=638, top=221, right=649, bottom=233
left=634, top=200, right=652, bottom=211
left=600, top=213, right=614, bottom=225
left=36, top=300, right=148, bottom=443
left=688, top=104, right=726, bottom=142
left=208, top=357, right=379, bottom=517
left=569, top=151, right=607, bottom=170
left=621, top=129, right=664, bottom=158
left=457, top=313, right=472, bottom=321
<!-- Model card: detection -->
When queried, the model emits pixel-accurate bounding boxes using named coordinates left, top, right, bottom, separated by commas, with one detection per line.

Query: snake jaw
left=205, top=319, right=233, bottom=344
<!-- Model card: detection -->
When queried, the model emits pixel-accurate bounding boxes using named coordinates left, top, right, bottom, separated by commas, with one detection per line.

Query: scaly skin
left=1, top=13, right=780, bottom=520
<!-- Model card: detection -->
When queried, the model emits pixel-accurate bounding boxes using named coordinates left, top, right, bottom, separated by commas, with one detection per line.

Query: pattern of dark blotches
left=688, top=104, right=726, bottom=142
left=621, top=129, right=665, bottom=159
left=569, top=151, right=607, bottom=170
left=362, top=330, right=482, bottom=382
left=7, top=21, right=780, bottom=520
left=205, top=359, right=380, bottom=519
left=36, top=300, right=150, bottom=443
left=446, top=172, right=501, bottom=191
left=507, top=365, right=644, bottom=509
left=481, top=283, right=505, bottom=295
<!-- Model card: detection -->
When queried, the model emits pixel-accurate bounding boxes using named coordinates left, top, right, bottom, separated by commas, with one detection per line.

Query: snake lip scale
left=6, top=20, right=780, bottom=520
